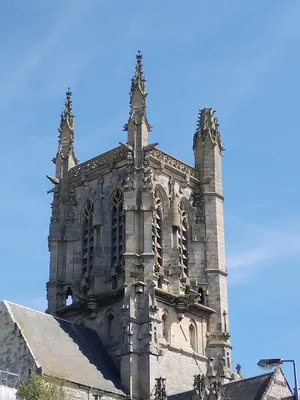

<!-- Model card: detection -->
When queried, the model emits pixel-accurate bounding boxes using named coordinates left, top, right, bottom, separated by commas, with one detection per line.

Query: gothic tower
left=46, top=52, right=234, bottom=399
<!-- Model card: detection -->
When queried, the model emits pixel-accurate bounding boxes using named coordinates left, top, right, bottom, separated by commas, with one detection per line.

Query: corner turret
left=53, top=87, right=78, bottom=180
left=46, top=88, right=78, bottom=314
left=124, top=51, right=152, bottom=148
left=193, top=108, right=233, bottom=382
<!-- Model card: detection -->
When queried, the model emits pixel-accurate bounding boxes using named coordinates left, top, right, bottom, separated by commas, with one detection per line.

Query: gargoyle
left=46, top=175, right=60, bottom=185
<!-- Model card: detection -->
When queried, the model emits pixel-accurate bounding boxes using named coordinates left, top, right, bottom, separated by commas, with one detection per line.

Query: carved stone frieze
left=70, top=146, right=128, bottom=178
left=149, top=148, right=197, bottom=178
left=124, top=151, right=135, bottom=192
left=66, top=186, right=77, bottom=223
left=51, top=189, right=60, bottom=223
left=77, top=184, right=97, bottom=205
left=143, top=152, right=154, bottom=191
left=191, top=186, right=205, bottom=223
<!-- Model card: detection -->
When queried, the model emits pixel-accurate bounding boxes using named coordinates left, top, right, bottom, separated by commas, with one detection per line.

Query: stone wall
left=49, top=378, right=123, bottom=400
left=0, top=302, right=36, bottom=384
left=264, top=368, right=293, bottom=399
left=0, top=302, right=124, bottom=399
left=150, top=300, right=208, bottom=396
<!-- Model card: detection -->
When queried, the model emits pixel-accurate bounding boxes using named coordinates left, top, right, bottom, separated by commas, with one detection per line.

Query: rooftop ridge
left=224, top=371, right=274, bottom=386
left=2, top=300, right=125, bottom=395
left=2, top=300, right=85, bottom=327
left=3, top=301, right=41, bottom=370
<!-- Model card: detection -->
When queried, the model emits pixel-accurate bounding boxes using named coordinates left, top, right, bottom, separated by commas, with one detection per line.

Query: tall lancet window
left=152, top=190, right=163, bottom=272
left=178, top=202, right=188, bottom=276
left=82, top=200, right=94, bottom=275
left=111, top=189, right=125, bottom=273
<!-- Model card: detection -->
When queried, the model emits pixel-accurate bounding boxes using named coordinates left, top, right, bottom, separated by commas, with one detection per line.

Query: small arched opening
left=107, top=312, right=114, bottom=338
left=66, top=287, right=73, bottom=306
left=189, top=321, right=197, bottom=352
left=197, top=287, right=205, bottom=305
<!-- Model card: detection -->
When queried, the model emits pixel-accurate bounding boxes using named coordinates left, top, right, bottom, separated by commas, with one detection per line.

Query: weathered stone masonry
left=46, top=52, right=233, bottom=399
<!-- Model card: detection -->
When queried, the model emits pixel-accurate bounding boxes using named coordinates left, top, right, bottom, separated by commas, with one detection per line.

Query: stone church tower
left=46, top=52, right=234, bottom=399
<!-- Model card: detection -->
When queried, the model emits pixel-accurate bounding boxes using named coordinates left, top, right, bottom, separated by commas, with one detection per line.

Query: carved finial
left=193, top=374, right=206, bottom=399
left=193, top=108, right=224, bottom=152
left=209, top=381, right=223, bottom=396
left=236, top=364, right=243, bottom=379
left=55, top=87, right=78, bottom=166
left=59, top=87, right=74, bottom=131
left=124, top=51, right=152, bottom=136
left=154, top=377, right=167, bottom=400
left=130, top=50, right=146, bottom=96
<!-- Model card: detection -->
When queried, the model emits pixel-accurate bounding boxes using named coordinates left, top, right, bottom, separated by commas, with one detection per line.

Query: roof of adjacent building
left=2, top=301, right=125, bottom=397
left=168, top=370, right=290, bottom=400
left=223, top=372, right=273, bottom=400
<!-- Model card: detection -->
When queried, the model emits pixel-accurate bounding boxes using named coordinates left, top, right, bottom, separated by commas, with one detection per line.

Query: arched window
left=65, top=287, right=73, bottom=306
left=178, top=202, right=188, bottom=276
left=82, top=200, right=94, bottom=276
left=162, top=310, right=171, bottom=343
left=152, top=190, right=163, bottom=273
left=189, top=321, right=197, bottom=352
left=197, top=287, right=205, bottom=305
left=111, top=189, right=125, bottom=273
left=227, top=352, right=231, bottom=368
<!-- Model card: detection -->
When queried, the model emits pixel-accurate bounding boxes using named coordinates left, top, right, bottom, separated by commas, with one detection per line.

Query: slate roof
left=167, top=390, right=194, bottom=399
left=3, top=301, right=125, bottom=397
left=167, top=372, right=275, bottom=400
left=223, top=372, right=273, bottom=400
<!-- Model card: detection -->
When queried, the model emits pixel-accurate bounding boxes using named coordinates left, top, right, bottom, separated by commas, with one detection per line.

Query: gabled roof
left=223, top=372, right=273, bottom=400
left=2, top=301, right=125, bottom=397
left=167, top=371, right=279, bottom=400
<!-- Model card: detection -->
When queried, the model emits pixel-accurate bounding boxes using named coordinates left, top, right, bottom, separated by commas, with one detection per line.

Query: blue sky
left=0, top=0, right=300, bottom=388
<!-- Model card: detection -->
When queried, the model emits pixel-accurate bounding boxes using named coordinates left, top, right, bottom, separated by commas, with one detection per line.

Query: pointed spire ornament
left=54, top=87, right=78, bottom=167
left=59, top=87, right=74, bottom=132
left=130, top=50, right=147, bottom=97
left=193, top=374, right=206, bottom=399
left=193, top=108, right=224, bottom=152
left=124, top=51, right=152, bottom=134
left=154, top=377, right=167, bottom=400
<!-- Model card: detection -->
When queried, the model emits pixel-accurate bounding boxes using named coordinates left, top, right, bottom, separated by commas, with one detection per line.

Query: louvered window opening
left=111, top=189, right=125, bottom=273
left=178, top=202, right=188, bottom=276
left=82, top=200, right=94, bottom=275
left=152, top=190, right=163, bottom=272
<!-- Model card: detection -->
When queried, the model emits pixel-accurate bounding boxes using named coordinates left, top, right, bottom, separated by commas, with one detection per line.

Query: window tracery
left=178, top=202, right=188, bottom=276
left=111, top=189, right=125, bottom=273
left=152, top=190, right=163, bottom=272
left=82, top=200, right=94, bottom=276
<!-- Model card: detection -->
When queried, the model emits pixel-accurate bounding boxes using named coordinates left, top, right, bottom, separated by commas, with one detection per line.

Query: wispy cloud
left=227, top=218, right=300, bottom=284
left=0, top=0, right=99, bottom=109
